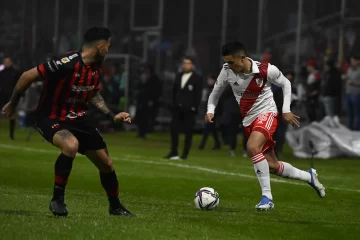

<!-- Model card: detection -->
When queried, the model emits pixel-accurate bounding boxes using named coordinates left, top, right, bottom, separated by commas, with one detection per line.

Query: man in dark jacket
left=135, top=67, right=155, bottom=138
left=165, top=56, right=203, bottom=160
left=321, top=59, right=342, bottom=116
left=0, top=57, right=21, bottom=139
left=198, top=75, right=221, bottom=150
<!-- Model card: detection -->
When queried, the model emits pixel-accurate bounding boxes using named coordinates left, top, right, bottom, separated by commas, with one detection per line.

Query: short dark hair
left=222, top=41, right=246, bottom=56
left=83, top=27, right=111, bottom=45
left=184, top=56, right=195, bottom=64
left=351, top=55, right=360, bottom=60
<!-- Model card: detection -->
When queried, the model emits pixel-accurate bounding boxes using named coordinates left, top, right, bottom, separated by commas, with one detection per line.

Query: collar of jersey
left=247, top=57, right=260, bottom=74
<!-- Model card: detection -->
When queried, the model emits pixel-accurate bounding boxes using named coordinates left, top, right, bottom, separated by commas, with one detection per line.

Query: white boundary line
left=0, top=144, right=359, bottom=193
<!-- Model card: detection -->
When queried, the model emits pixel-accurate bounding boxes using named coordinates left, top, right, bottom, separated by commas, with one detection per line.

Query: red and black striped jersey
left=37, top=51, right=102, bottom=121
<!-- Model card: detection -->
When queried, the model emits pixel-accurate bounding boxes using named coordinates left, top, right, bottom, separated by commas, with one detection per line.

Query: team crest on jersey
left=255, top=78, right=263, bottom=87
left=188, top=84, right=193, bottom=91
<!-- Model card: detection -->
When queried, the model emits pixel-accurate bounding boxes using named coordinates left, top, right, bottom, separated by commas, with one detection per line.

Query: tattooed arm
left=90, top=91, right=132, bottom=124
left=90, top=91, right=112, bottom=115
left=2, top=67, right=40, bottom=117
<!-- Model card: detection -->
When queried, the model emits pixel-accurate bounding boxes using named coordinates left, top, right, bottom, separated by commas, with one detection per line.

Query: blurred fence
left=1, top=0, right=360, bottom=127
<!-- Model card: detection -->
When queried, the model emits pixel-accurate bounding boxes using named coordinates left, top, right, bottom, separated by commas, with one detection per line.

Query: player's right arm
left=1, top=67, right=40, bottom=117
left=2, top=55, right=73, bottom=117
left=205, top=67, right=228, bottom=123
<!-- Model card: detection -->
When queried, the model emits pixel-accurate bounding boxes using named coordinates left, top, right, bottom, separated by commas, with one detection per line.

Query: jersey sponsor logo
left=239, top=90, right=265, bottom=98
left=66, top=111, right=87, bottom=119
left=71, top=85, right=95, bottom=92
left=61, top=53, right=78, bottom=64
left=68, top=53, right=78, bottom=60
left=47, top=61, right=55, bottom=72
left=255, top=78, right=263, bottom=87
left=67, top=98, right=86, bottom=104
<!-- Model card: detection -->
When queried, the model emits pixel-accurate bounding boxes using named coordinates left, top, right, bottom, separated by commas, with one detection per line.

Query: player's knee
left=246, top=141, right=262, bottom=156
left=102, top=158, right=113, bottom=172
left=61, top=138, right=79, bottom=157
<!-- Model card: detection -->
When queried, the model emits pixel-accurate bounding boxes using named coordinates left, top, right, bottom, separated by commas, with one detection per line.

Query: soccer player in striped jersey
left=206, top=41, right=325, bottom=210
left=2, top=27, right=134, bottom=217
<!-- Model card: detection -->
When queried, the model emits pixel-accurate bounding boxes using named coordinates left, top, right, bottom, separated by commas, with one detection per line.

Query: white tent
left=286, top=116, right=360, bottom=159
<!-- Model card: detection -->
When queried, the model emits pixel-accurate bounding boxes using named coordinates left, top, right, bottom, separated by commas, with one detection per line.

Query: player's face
left=286, top=73, right=294, bottom=82
left=182, top=59, right=194, bottom=73
left=350, top=57, right=360, bottom=67
left=3, top=58, right=13, bottom=68
left=96, top=39, right=111, bottom=63
left=223, top=53, right=246, bottom=73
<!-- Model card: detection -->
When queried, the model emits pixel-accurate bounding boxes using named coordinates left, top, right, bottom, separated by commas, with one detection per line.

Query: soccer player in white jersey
left=206, top=41, right=325, bottom=210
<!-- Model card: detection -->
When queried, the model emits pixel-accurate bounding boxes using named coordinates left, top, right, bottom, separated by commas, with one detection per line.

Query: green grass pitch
left=0, top=120, right=359, bottom=240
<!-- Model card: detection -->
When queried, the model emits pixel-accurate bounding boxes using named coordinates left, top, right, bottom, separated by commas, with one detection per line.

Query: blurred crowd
left=1, top=47, right=360, bottom=158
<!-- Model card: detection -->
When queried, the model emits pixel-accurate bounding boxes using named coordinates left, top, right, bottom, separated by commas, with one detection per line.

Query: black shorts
left=36, top=117, right=106, bottom=155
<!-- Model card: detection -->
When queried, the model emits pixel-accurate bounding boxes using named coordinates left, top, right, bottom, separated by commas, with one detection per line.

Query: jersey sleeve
left=37, top=54, right=78, bottom=80
left=267, top=64, right=291, bottom=113
left=207, top=67, right=229, bottom=114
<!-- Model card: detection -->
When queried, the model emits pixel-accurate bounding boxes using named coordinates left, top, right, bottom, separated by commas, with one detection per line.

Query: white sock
left=252, top=153, right=272, bottom=200
left=276, top=161, right=311, bottom=183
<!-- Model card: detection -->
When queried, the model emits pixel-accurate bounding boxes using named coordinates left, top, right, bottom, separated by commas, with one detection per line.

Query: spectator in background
left=0, top=57, right=21, bottom=140
left=198, top=75, right=221, bottom=150
left=306, top=59, right=321, bottom=122
left=272, top=70, right=297, bottom=158
left=165, top=56, right=203, bottom=160
left=100, top=73, right=121, bottom=113
left=343, top=55, right=360, bottom=130
left=320, top=59, right=342, bottom=117
left=219, top=85, right=242, bottom=157
left=143, top=64, right=162, bottom=131
left=134, top=67, right=154, bottom=139
left=24, top=80, right=43, bottom=140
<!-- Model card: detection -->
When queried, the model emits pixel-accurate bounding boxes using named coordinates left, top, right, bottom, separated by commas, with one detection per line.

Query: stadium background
left=1, top=0, right=360, bottom=128
left=1, top=1, right=360, bottom=239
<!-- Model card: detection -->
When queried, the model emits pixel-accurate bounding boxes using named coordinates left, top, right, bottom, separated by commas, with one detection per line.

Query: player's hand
left=282, top=112, right=300, bottom=127
left=114, top=112, right=132, bottom=124
left=1, top=101, right=16, bottom=118
left=205, top=113, right=214, bottom=123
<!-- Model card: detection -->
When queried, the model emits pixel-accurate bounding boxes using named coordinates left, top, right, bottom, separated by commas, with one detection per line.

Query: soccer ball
left=194, top=187, right=220, bottom=210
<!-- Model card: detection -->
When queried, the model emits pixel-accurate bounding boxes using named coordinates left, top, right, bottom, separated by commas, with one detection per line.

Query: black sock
left=53, top=153, right=74, bottom=200
left=9, top=119, right=15, bottom=139
left=100, top=171, right=120, bottom=207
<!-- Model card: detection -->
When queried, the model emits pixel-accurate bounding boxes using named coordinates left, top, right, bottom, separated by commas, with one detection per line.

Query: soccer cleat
left=255, top=195, right=274, bottom=211
left=49, top=197, right=68, bottom=217
left=109, top=204, right=135, bottom=217
left=169, top=156, right=181, bottom=160
left=307, top=168, right=326, bottom=198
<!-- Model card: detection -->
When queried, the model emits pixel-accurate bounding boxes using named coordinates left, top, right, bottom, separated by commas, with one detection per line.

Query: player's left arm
left=90, top=91, right=131, bottom=124
left=267, top=64, right=300, bottom=127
